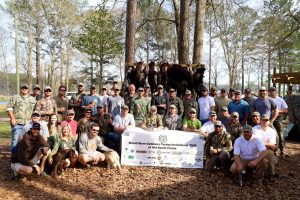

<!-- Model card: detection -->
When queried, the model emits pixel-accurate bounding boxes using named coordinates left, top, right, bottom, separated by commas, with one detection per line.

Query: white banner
left=121, top=128, right=205, bottom=168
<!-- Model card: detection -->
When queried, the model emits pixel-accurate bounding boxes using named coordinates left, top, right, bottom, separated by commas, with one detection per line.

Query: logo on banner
left=159, top=135, right=167, bottom=143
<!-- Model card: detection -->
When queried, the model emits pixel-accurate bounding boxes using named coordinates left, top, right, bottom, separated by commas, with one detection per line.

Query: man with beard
left=69, top=83, right=86, bottom=121
left=11, top=122, right=50, bottom=178
left=204, top=121, right=232, bottom=171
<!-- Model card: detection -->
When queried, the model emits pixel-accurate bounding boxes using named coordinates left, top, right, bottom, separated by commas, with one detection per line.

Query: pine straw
left=0, top=139, right=299, bottom=200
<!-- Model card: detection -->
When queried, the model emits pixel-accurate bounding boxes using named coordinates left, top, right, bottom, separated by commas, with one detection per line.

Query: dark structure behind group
left=125, top=62, right=206, bottom=98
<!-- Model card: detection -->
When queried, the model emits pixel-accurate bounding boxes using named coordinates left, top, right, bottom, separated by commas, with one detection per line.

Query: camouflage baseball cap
left=261, top=114, right=270, bottom=120
left=44, top=86, right=52, bottom=91
left=185, top=90, right=192, bottom=95
left=151, top=105, right=157, bottom=111
left=169, top=104, right=177, bottom=109
left=232, top=112, right=239, bottom=118
left=243, top=125, right=252, bottom=132
left=20, top=83, right=29, bottom=88
left=209, top=111, right=216, bottom=116
left=33, top=84, right=40, bottom=89
left=214, top=120, right=222, bottom=126
left=121, top=105, right=129, bottom=110
left=67, top=109, right=75, bottom=115
left=138, top=87, right=144, bottom=91
left=252, top=112, right=260, bottom=117
left=221, top=106, right=228, bottom=111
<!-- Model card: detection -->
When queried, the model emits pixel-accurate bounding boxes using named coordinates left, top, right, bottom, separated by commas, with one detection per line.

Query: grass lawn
left=0, top=121, right=10, bottom=138
left=0, top=105, right=7, bottom=118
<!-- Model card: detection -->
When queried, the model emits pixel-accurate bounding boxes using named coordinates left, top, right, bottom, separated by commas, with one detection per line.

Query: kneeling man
left=11, top=122, right=50, bottom=178
left=78, top=123, right=112, bottom=167
left=204, top=121, right=232, bottom=171
left=230, top=125, right=268, bottom=182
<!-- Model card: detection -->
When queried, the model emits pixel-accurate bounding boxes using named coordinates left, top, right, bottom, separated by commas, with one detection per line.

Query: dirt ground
left=0, top=138, right=299, bottom=200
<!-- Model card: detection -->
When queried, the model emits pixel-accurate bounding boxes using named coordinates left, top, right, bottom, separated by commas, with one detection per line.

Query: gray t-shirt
left=107, top=95, right=125, bottom=118
left=253, top=97, right=277, bottom=117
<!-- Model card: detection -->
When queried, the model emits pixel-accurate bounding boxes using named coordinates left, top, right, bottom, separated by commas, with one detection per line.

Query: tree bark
left=178, top=0, right=189, bottom=64
left=65, top=39, right=72, bottom=89
left=27, top=28, right=33, bottom=88
left=35, top=17, right=42, bottom=86
left=59, top=30, right=64, bottom=85
left=193, top=0, right=206, bottom=65
left=125, top=0, right=137, bottom=75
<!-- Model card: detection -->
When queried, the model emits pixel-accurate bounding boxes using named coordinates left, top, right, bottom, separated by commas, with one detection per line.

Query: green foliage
left=71, top=5, right=123, bottom=60
left=0, top=121, right=10, bottom=138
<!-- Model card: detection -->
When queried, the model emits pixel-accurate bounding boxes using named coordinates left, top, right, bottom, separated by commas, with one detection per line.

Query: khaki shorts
left=11, top=147, right=44, bottom=175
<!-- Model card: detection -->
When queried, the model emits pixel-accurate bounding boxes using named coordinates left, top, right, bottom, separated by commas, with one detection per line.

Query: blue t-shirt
left=82, top=95, right=101, bottom=115
left=252, top=97, right=277, bottom=117
left=227, top=100, right=250, bottom=121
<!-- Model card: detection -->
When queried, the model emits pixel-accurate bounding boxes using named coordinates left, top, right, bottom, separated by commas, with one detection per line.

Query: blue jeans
left=11, top=124, right=25, bottom=153
left=105, top=133, right=121, bottom=155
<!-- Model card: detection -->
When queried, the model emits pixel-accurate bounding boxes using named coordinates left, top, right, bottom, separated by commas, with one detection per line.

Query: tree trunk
left=99, top=57, right=104, bottom=91
left=35, top=17, right=42, bottom=86
left=59, top=30, right=64, bottom=85
left=65, top=39, right=72, bottom=89
left=27, top=28, right=33, bottom=88
left=178, top=0, right=189, bottom=64
left=193, top=0, right=206, bottom=65
left=208, top=14, right=212, bottom=89
left=172, top=0, right=180, bottom=63
left=267, top=44, right=271, bottom=88
left=125, top=0, right=137, bottom=75
left=90, top=55, right=94, bottom=85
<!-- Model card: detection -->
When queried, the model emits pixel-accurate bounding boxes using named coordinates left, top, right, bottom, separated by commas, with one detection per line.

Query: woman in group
left=47, top=114, right=61, bottom=148
left=48, top=124, right=78, bottom=169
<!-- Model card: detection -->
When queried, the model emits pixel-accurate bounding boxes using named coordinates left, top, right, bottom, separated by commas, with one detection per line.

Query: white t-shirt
left=113, top=114, right=135, bottom=128
left=234, top=136, right=266, bottom=160
left=252, top=125, right=277, bottom=144
left=99, top=94, right=108, bottom=106
left=198, top=96, right=215, bottom=120
left=270, top=96, right=288, bottom=110
left=200, top=121, right=226, bottom=134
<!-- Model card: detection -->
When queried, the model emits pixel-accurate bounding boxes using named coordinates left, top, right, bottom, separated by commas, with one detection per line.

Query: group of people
left=7, top=81, right=288, bottom=185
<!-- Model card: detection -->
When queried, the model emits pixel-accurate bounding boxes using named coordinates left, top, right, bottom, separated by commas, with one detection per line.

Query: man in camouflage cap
left=230, top=125, right=268, bottom=183
left=53, top=85, right=69, bottom=122
left=7, top=83, right=36, bottom=153
left=204, top=120, right=232, bottom=171
left=183, top=90, right=198, bottom=119
left=224, top=112, right=243, bottom=144
left=164, top=105, right=182, bottom=130
left=130, top=87, right=150, bottom=127
left=30, top=84, right=42, bottom=101
left=141, top=105, right=163, bottom=130
left=168, top=88, right=184, bottom=118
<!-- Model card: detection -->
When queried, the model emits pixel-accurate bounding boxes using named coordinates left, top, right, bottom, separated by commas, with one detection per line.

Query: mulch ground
left=0, top=138, right=299, bottom=200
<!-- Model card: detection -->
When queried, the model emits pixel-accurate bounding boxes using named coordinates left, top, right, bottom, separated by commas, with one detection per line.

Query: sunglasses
left=60, top=89, right=66, bottom=92
left=91, top=128, right=99, bottom=132
left=21, top=87, right=28, bottom=90
left=45, top=90, right=51, bottom=92
left=32, top=114, right=40, bottom=117
left=214, top=125, right=222, bottom=128
left=189, top=112, right=196, bottom=114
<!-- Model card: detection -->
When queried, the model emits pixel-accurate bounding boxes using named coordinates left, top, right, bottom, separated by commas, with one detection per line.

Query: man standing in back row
left=7, top=83, right=36, bottom=153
